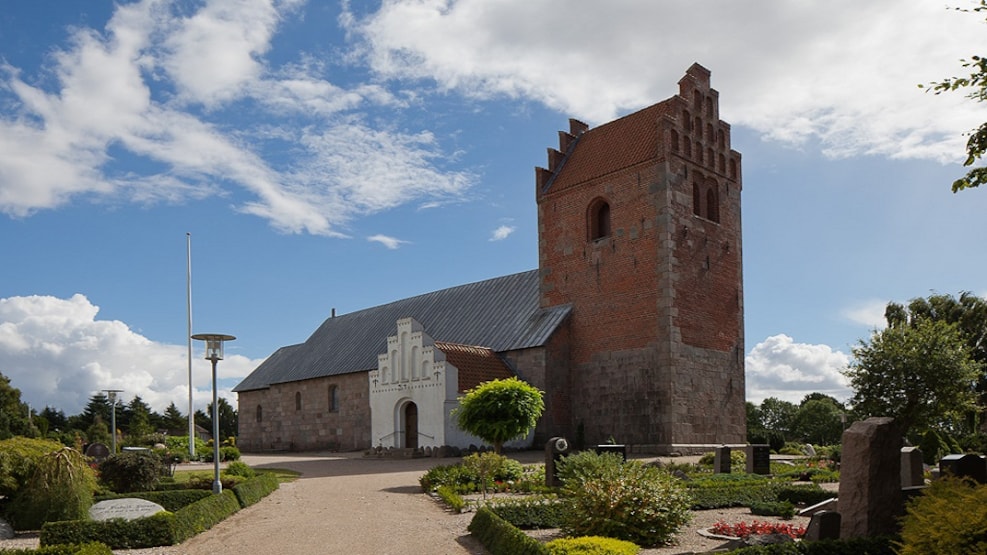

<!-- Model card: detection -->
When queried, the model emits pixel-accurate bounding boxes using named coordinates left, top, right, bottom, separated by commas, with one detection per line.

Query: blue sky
left=2, top=0, right=987, bottom=417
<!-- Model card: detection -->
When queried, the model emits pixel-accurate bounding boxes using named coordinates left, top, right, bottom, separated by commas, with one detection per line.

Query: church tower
left=535, top=64, right=745, bottom=451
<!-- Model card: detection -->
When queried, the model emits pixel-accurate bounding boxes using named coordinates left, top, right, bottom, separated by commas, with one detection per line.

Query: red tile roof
left=435, top=341, right=515, bottom=393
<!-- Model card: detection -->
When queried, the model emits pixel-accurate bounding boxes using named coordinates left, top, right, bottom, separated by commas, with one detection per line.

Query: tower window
left=706, top=187, right=720, bottom=223
left=588, top=198, right=611, bottom=241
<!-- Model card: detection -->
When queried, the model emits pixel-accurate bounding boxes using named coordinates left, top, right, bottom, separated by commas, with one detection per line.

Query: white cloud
left=841, top=299, right=889, bottom=330
left=489, top=224, right=515, bottom=241
left=0, top=294, right=263, bottom=416
left=746, top=334, right=852, bottom=405
left=351, top=0, right=986, bottom=163
left=367, top=234, right=408, bottom=249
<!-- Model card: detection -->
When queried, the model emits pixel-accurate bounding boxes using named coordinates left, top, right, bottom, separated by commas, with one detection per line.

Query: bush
left=0, top=437, right=64, bottom=499
left=170, top=490, right=241, bottom=543
left=544, top=535, right=640, bottom=554
left=750, top=501, right=796, bottom=519
left=8, top=447, right=97, bottom=530
left=561, top=456, right=692, bottom=547
left=41, top=512, right=176, bottom=549
left=98, top=451, right=166, bottom=493
left=0, top=542, right=113, bottom=554
left=686, top=474, right=783, bottom=510
left=223, top=461, right=256, bottom=479
left=898, top=477, right=987, bottom=554
left=419, top=454, right=528, bottom=494
left=462, top=452, right=524, bottom=492
left=775, top=484, right=834, bottom=507
left=231, top=473, right=279, bottom=508
left=435, top=485, right=467, bottom=513
left=467, top=506, right=548, bottom=555
left=199, top=445, right=241, bottom=462
left=487, top=495, right=566, bottom=529
left=555, top=450, right=625, bottom=486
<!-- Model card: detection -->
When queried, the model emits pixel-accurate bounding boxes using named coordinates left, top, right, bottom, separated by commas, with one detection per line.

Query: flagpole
left=187, top=232, right=195, bottom=459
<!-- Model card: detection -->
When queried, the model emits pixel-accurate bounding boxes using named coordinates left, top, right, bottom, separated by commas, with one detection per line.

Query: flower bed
left=708, top=520, right=806, bottom=540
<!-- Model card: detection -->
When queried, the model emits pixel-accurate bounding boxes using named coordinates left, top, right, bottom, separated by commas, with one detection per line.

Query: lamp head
left=191, top=333, right=236, bottom=361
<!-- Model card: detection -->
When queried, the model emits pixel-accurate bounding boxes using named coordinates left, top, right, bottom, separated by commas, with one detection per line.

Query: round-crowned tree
left=454, top=377, right=544, bottom=453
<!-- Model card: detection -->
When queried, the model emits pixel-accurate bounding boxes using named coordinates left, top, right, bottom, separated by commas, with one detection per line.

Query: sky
left=2, top=0, right=987, bottom=418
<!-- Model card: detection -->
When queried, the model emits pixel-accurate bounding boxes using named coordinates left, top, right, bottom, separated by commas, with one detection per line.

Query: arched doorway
left=404, top=402, right=418, bottom=449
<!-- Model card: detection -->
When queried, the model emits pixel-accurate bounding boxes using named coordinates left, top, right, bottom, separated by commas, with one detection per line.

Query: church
left=233, top=63, right=746, bottom=455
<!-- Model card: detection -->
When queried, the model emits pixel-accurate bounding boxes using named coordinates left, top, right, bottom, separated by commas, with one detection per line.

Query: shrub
left=487, top=494, right=566, bottom=529
left=750, top=501, right=796, bottom=519
left=555, top=450, right=624, bottom=486
left=467, top=506, right=548, bottom=555
left=231, top=473, right=280, bottom=508
left=0, top=437, right=64, bottom=499
left=435, top=485, right=467, bottom=513
left=170, top=490, right=241, bottom=543
left=40, top=512, right=176, bottom=549
left=98, top=451, right=166, bottom=493
left=686, top=474, right=783, bottom=510
left=561, top=458, right=692, bottom=547
left=419, top=454, right=529, bottom=494
left=775, top=484, right=834, bottom=506
left=544, top=535, right=640, bottom=554
left=8, top=447, right=97, bottom=530
left=897, top=476, right=987, bottom=555
left=223, top=461, right=256, bottom=479
left=462, top=452, right=524, bottom=493
left=199, top=445, right=241, bottom=462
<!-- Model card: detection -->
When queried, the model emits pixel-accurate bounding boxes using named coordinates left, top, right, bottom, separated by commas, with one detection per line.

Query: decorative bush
left=462, top=451, right=524, bottom=492
left=544, top=535, right=640, bottom=554
left=686, top=475, right=786, bottom=510
left=561, top=456, right=692, bottom=547
left=97, top=451, right=166, bottom=493
left=0, top=437, right=64, bottom=500
left=775, top=484, right=834, bottom=506
left=487, top=494, right=566, bottom=529
left=41, top=512, right=175, bottom=549
left=231, top=473, right=279, bottom=508
left=170, top=490, right=241, bottom=543
left=420, top=454, right=536, bottom=494
left=555, top=450, right=625, bottom=486
left=467, top=506, right=548, bottom=555
left=223, top=460, right=255, bottom=478
left=435, top=485, right=467, bottom=513
left=199, top=445, right=241, bottom=462
left=750, top=501, right=796, bottom=519
left=897, top=476, right=987, bottom=554
left=8, top=447, right=97, bottom=530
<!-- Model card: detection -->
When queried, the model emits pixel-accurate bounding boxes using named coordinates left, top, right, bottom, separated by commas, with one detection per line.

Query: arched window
left=684, top=140, right=692, bottom=158
left=718, top=154, right=726, bottom=173
left=256, top=405, right=262, bottom=423
left=694, top=116, right=702, bottom=135
left=695, top=142, right=703, bottom=164
left=692, top=183, right=702, bottom=217
left=705, top=97, right=714, bottom=118
left=717, top=129, right=726, bottom=150
left=295, top=392, right=301, bottom=411
left=682, top=109, right=691, bottom=132
left=328, top=385, right=339, bottom=412
left=707, top=148, right=714, bottom=168
left=670, top=129, right=679, bottom=152
left=706, top=187, right=720, bottom=223
left=729, top=158, right=738, bottom=180
left=588, top=198, right=611, bottom=241
left=706, top=123, right=714, bottom=142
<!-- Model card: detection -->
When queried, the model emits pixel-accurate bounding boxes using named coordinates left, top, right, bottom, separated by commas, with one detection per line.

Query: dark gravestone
left=545, top=437, right=570, bottom=488
left=746, top=444, right=771, bottom=475
left=900, top=446, right=924, bottom=487
left=838, top=417, right=902, bottom=539
left=714, top=446, right=731, bottom=474
left=85, top=442, right=110, bottom=463
left=804, top=510, right=841, bottom=541
left=595, top=444, right=627, bottom=461
left=939, top=453, right=987, bottom=484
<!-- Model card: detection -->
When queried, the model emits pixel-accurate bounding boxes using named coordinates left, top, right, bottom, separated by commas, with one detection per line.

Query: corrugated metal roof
left=234, top=270, right=571, bottom=392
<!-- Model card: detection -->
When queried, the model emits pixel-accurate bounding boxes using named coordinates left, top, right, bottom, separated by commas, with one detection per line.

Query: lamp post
left=191, top=333, right=235, bottom=494
left=103, top=389, right=123, bottom=454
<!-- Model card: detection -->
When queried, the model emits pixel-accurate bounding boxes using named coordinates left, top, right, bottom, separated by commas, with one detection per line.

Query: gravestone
left=939, top=453, right=987, bottom=484
left=545, top=437, right=570, bottom=488
left=900, top=446, right=924, bottom=487
left=804, top=510, right=841, bottom=541
left=746, top=444, right=771, bottom=475
left=838, top=417, right=902, bottom=539
left=799, top=497, right=838, bottom=517
left=0, top=518, right=13, bottom=540
left=804, top=443, right=816, bottom=457
left=595, top=444, right=627, bottom=461
left=713, top=446, right=731, bottom=474
left=85, top=442, right=110, bottom=463
left=89, top=498, right=165, bottom=521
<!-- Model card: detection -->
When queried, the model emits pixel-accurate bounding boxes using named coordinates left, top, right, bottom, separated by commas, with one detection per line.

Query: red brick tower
left=535, top=64, right=745, bottom=451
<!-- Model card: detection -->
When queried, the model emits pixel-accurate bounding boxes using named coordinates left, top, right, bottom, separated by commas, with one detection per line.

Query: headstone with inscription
left=900, top=446, right=924, bottom=487
left=89, top=498, right=166, bottom=521
left=746, top=444, right=771, bottom=475
left=713, top=446, right=731, bottom=474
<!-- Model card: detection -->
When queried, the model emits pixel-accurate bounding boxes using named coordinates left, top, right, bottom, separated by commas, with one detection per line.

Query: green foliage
left=898, top=477, right=987, bottom=554
left=40, top=512, right=176, bottom=550
left=462, top=452, right=523, bottom=495
left=0, top=437, right=64, bottom=499
left=544, top=536, right=640, bottom=555
left=918, top=428, right=964, bottom=465
left=467, top=506, right=549, bottom=555
left=697, top=449, right=747, bottom=472
left=729, top=536, right=897, bottom=554
left=0, top=542, right=113, bottom=555
left=170, top=490, right=241, bottom=543
left=775, top=484, right=836, bottom=507
left=560, top=454, right=692, bottom=547
left=455, top=377, right=544, bottom=452
left=435, top=485, right=467, bottom=512
left=97, top=451, right=166, bottom=493
left=749, top=501, right=796, bottom=519
left=555, top=450, right=625, bottom=486
left=8, top=447, right=96, bottom=531
left=419, top=455, right=533, bottom=495
left=686, top=475, right=785, bottom=510
left=846, top=318, right=981, bottom=435
left=162, top=436, right=209, bottom=462
left=222, top=460, right=256, bottom=479
left=231, top=473, right=279, bottom=508
left=486, top=495, right=566, bottom=529
left=0, top=373, right=33, bottom=440
left=200, top=445, right=241, bottom=462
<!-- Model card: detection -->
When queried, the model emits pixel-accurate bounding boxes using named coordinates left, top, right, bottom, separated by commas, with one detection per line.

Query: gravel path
left=1, top=451, right=820, bottom=555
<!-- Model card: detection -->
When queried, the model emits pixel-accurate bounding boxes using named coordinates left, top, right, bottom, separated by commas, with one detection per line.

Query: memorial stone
left=89, top=498, right=166, bottom=521
left=0, top=518, right=13, bottom=540
left=900, top=446, right=924, bottom=487
left=939, top=453, right=987, bottom=484
left=84, top=442, right=110, bottom=463
left=595, top=443, right=627, bottom=461
left=804, top=511, right=841, bottom=541
left=838, top=417, right=902, bottom=539
left=746, top=444, right=771, bottom=475
left=713, top=446, right=731, bottom=474
left=545, top=437, right=570, bottom=488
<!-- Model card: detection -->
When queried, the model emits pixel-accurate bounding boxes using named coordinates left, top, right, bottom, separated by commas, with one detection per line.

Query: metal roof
left=233, top=270, right=571, bottom=392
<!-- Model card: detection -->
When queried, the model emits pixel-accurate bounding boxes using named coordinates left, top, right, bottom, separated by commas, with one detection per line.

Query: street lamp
left=191, top=333, right=236, bottom=494
left=103, top=389, right=123, bottom=454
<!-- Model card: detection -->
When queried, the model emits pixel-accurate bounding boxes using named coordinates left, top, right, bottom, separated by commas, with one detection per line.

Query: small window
left=706, top=187, right=720, bottom=223
left=670, top=129, right=679, bottom=152
left=295, top=391, right=301, bottom=411
left=588, top=198, right=611, bottom=241
left=328, top=385, right=339, bottom=412
left=682, top=109, right=691, bottom=132
left=256, top=405, right=263, bottom=423
left=692, top=183, right=701, bottom=216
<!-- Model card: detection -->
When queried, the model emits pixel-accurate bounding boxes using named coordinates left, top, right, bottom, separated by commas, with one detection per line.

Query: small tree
left=8, top=447, right=96, bottom=530
left=454, top=377, right=544, bottom=453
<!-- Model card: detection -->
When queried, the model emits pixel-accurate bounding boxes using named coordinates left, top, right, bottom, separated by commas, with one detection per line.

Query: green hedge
left=544, top=536, right=640, bottom=555
left=40, top=513, right=175, bottom=549
left=487, top=495, right=566, bottom=529
left=170, top=490, right=241, bottom=543
left=468, top=506, right=548, bottom=555
left=729, top=536, right=896, bottom=555
left=94, top=489, right=212, bottom=512
left=231, top=473, right=279, bottom=508
left=775, top=485, right=835, bottom=506
left=0, top=542, right=112, bottom=555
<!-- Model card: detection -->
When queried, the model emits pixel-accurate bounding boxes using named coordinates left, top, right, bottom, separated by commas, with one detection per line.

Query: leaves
left=454, top=377, right=544, bottom=452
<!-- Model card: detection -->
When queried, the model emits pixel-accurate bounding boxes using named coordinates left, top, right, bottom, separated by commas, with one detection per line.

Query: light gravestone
left=0, top=518, right=13, bottom=540
left=89, top=498, right=165, bottom=522
left=746, top=444, right=771, bottom=475
left=713, top=446, right=731, bottom=474
left=900, top=446, right=924, bottom=488
left=838, top=417, right=902, bottom=539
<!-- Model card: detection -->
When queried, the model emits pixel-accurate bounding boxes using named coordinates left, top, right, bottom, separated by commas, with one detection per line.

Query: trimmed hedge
left=728, top=536, right=896, bottom=554
left=468, top=506, right=548, bottom=555
left=544, top=536, right=640, bottom=554
left=40, top=513, right=175, bottom=549
left=170, top=490, right=241, bottom=543
left=487, top=495, right=566, bottom=529
left=94, top=489, right=212, bottom=512
left=231, top=473, right=279, bottom=508
left=0, top=542, right=112, bottom=555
